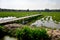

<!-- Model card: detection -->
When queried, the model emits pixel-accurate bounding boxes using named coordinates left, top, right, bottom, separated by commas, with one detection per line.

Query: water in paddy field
left=0, top=36, right=17, bottom=40
left=31, top=16, right=60, bottom=29
left=0, top=17, right=16, bottom=21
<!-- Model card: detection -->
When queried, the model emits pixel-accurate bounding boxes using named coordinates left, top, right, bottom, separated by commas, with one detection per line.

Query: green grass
left=0, top=11, right=39, bottom=17
left=40, top=12, right=60, bottom=22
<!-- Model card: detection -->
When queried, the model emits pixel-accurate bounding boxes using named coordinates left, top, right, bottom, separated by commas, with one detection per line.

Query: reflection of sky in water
left=4, top=36, right=17, bottom=40
left=31, top=16, right=60, bottom=29
left=0, top=17, right=17, bottom=23
left=0, top=17, right=16, bottom=21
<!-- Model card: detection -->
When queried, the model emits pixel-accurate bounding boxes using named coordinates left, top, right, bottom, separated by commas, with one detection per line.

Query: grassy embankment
left=0, top=11, right=42, bottom=24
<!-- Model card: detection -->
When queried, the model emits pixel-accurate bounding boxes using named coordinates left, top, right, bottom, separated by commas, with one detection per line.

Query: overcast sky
left=0, top=0, right=60, bottom=10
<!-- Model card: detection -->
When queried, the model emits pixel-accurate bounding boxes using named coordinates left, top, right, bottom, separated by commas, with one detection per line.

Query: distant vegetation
left=0, top=8, right=60, bottom=12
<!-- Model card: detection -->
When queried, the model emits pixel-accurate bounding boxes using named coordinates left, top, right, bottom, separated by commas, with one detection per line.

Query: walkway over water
left=0, top=14, right=41, bottom=24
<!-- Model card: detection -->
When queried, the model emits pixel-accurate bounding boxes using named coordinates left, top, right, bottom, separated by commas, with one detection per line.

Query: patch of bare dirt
left=4, top=23, right=23, bottom=29
left=47, top=29, right=60, bottom=40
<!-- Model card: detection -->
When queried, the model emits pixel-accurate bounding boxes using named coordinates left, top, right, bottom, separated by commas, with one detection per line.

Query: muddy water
left=0, top=36, right=17, bottom=40
left=31, top=16, right=60, bottom=29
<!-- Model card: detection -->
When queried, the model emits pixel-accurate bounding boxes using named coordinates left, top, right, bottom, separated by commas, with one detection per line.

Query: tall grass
left=15, top=26, right=50, bottom=40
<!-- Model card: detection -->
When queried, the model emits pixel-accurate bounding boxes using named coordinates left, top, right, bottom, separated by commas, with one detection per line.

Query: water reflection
left=3, top=36, right=17, bottom=40
left=31, top=16, right=60, bottom=29
left=0, top=17, right=16, bottom=21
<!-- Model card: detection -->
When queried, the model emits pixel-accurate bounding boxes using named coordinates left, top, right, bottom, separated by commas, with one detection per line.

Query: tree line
left=0, top=8, right=60, bottom=12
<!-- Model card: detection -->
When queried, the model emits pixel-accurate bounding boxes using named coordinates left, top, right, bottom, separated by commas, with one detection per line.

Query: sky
left=0, top=0, right=60, bottom=10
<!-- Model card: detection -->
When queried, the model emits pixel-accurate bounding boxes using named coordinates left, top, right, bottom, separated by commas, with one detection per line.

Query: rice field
left=0, top=11, right=60, bottom=21
left=0, top=11, right=60, bottom=40
left=40, top=12, right=60, bottom=22
left=0, top=11, right=60, bottom=22
left=0, top=12, right=40, bottom=17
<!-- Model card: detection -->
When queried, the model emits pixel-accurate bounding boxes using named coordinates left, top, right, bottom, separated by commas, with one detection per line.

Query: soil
left=4, top=23, right=23, bottom=29
left=47, top=29, right=60, bottom=40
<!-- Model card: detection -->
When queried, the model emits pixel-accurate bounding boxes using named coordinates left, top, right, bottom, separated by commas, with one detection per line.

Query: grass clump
left=15, top=26, right=50, bottom=40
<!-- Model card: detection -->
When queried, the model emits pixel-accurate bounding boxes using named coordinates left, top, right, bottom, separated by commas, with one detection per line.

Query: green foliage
left=41, top=12, right=60, bottom=22
left=0, top=11, right=40, bottom=17
left=15, top=26, right=49, bottom=40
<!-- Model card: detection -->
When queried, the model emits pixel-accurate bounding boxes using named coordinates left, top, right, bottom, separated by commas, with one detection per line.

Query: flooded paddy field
left=40, top=12, right=60, bottom=22
left=31, top=16, right=60, bottom=29
left=0, top=12, right=60, bottom=40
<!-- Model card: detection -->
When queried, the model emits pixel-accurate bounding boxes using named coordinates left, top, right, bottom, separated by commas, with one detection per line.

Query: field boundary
left=0, top=14, right=41, bottom=24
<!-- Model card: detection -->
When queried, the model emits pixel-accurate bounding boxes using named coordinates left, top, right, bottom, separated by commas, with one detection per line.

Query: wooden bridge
left=0, top=14, right=41, bottom=24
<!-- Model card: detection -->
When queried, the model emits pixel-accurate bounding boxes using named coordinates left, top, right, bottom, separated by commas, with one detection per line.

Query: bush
left=15, top=26, right=50, bottom=40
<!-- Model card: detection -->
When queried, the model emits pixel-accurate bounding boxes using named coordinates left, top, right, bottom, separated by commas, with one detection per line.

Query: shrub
left=15, top=26, right=50, bottom=40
